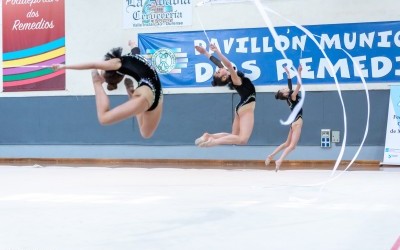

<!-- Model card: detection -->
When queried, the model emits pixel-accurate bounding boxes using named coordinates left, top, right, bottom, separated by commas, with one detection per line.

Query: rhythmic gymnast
left=265, top=64, right=303, bottom=171
left=52, top=40, right=163, bottom=139
left=194, top=43, right=256, bottom=147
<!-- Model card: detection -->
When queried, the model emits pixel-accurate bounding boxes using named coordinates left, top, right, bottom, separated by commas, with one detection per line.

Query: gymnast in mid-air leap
left=265, top=64, right=303, bottom=171
left=194, top=43, right=256, bottom=147
left=52, top=40, right=163, bottom=139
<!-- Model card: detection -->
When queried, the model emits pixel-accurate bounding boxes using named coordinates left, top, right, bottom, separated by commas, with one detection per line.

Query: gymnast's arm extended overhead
left=209, top=43, right=241, bottom=86
left=291, top=65, right=302, bottom=101
left=283, top=65, right=293, bottom=91
left=195, top=45, right=224, bottom=68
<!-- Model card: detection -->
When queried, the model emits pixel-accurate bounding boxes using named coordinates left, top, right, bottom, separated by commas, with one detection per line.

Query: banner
left=123, top=0, right=192, bottom=29
left=382, top=85, right=400, bottom=165
left=2, top=0, right=65, bottom=92
left=138, top=21, right=400, bottom=88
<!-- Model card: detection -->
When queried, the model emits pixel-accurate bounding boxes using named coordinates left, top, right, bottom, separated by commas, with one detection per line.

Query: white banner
left=382, top=85, right=400, bottom=165
left=123, top=0, right=192, bottom=29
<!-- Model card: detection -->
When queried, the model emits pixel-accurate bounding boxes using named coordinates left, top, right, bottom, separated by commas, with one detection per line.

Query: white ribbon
left=253, top=0, right=306, bottom=126
left=253, top=1, right=370, bottom=185
left=196, top=0, right=370, bottom=186
left=194, top=7, right=211, bottom=44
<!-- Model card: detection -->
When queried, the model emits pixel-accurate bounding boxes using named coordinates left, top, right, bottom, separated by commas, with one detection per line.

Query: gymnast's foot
left=265, top=156, right=273, bottom=166
left=91, top=70, right=104, bottom=84
left=275, top=159, right=282, bottom=172
left=195, top=136, right=205, bottom=146
left=199, top=138, right=216, bottom=147
left=128, top=39, right=137, bottom=48
left=195, top=133, right=210, bottom=146
left=124, top=78, right=135, bottom=97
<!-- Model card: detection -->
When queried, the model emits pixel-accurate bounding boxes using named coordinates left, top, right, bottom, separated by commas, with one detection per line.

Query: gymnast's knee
left=140, top=129, right=154, bottom=139
left=97, top=116, right=112, bottom=126
left=237, top=137, right=249, bottom=145
left=287, top=144, right=296, bottom=151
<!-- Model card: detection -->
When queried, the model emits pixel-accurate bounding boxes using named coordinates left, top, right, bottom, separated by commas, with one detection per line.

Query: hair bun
left=107, top=83, right=118, bottom=91
left=104, top=47, right=123, bottom=60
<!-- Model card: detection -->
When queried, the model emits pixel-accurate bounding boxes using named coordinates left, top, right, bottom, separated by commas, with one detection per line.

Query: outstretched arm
left=291, top=65, right=302, bottom=101
left=209, top=43, right=241, bottom=85
left=284, top=66, right=292, bottom=90
left=52, top=58, right=121, bottom=72
left=195, top=45, right=223, bottom=68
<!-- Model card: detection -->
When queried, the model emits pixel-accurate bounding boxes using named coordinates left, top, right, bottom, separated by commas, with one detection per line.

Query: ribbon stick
left=196, top=0, right=251, bottom=6
left=194, top=8, right=211, bottom=44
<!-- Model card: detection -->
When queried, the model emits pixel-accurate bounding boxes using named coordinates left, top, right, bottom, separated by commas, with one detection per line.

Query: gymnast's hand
left=209, top=43, right=219, bottom=53
left=298, top=64, right=303, bottom=73
left=283, top=65, right=290, bottom=77
left=51, top=64, right=65, bottom=71
left=195, top=45, right=207, bottom=54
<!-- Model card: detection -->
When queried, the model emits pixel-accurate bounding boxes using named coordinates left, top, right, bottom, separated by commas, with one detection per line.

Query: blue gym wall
left=0, top=90, right=389, bottom=160
left=0, top=0, right=396, bottom=161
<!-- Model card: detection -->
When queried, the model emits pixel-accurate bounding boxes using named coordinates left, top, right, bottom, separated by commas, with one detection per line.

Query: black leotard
left=117, top=49, right=162, bottom=111
left=233, top=71, right=256, bottom=114
left=287, top=78, right=302, bottom=123
left=207, top=56, right=256, bottom=114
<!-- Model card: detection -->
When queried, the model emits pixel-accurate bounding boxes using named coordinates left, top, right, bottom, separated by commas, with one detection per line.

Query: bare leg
left=137, top=101, right=163, bottom=138
left=199, top=108, right=254, bottom=147
left=92, top=70, right=111, bottom=122
left=91, top=70, right=149, bottom=125
left=124, top=78, right=135, bottom=98
left=195, top=113, right=240, bottom=145
left=265, top=132, right=291, bottom=166
left=124, top=79, right=161, bottom=138
left=195, top=132, right=231, bottom=145
left=131, top=85, right=162, bottom=138
left=275, top=119, right=303, bottom=171
left=124, top=77, right=160, bottom=138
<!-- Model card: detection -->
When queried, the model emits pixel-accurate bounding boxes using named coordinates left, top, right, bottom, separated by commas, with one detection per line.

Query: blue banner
left=138, top=21, right=400, bottom=88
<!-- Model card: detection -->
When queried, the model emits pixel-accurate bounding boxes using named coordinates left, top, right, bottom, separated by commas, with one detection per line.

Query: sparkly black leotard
left=117, top=48, right=162, bottom=111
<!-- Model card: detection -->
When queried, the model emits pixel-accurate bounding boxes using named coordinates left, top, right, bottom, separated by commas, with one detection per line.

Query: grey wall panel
left=130, top=94, right=234, bottom=145
left=0, top=96, right=134, bottom=144
left=0, top=90, right=389, bottom=146
left=318, top=90, right=388, bottom=146
left=251, top=92, right=292, bottom=145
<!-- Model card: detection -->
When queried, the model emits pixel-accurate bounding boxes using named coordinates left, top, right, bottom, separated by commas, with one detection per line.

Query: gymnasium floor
left=0, top=164, right=399, bottom=250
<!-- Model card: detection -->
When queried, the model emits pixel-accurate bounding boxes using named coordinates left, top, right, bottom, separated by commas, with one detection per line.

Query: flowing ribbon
left=195, top=0, right=370, bottom=187
left=253, top=0, right=370, bottom=186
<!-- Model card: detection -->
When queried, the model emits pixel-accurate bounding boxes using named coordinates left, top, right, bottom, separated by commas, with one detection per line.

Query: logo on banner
left=142, top=1, right=173, bottom=27
left=124, top=0, right=192, bottom=28
left=141, top=46, right=188, bottom=75
left=151, top=48, right=177, bottom=74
